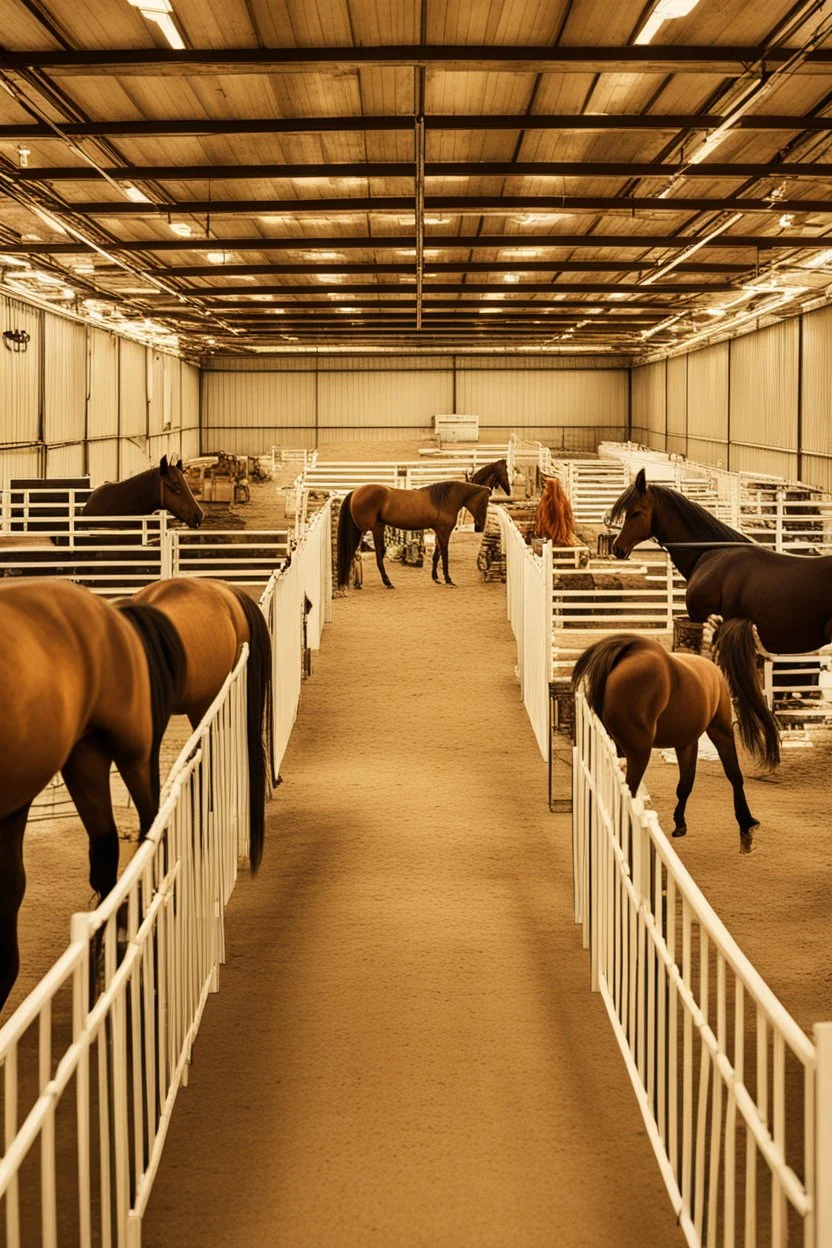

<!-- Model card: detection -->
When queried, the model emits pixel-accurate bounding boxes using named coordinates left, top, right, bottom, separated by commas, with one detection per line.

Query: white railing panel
left=572, top=693, right=823, bottom=1248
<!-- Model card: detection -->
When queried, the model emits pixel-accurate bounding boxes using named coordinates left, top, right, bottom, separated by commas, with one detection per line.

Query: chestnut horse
left=572, top=633, right=758, bottom=853
left=469, top=459, right=512, bottom=494
left=0, top=578, right=186, bottom=1008
left=532, top=477, right=577, bottom=545
left=83, top=455, right=204, bottom=529
left=337, top=481, right=491, bottom=589
left=131, top=578, right=273, bottom=873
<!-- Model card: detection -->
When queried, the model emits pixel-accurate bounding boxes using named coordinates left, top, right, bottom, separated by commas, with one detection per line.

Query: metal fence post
left=815, top=1022, right=832, bottom=1248
left=160, top=515, right=173, bottom=579
left=776, top=490, right=785, bottom=553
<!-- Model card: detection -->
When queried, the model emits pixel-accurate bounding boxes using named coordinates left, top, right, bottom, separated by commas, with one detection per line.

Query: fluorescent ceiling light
left=0, top=255, right=31, bottom=267
left=122, top=183, right=152, bottom=204
left=502, top=273, right=520, bottom=283
left=803, top=247, right=832, bottom=268
left=169, top=221, right=192, bottom=238
left=127, top=0, right=185, bottom=49
left=634, top=0, right=701, bottom=46
left=59, top=288, right=75, bottom=300
left=305, top=251, right=344, bottom=261
left=641, top=211, right=743, bottom=286
left=779, top=213, right=795, bottom=228
left=206, top=251, right=227, bottom=264
left=513, top=213, right=568, bottom=225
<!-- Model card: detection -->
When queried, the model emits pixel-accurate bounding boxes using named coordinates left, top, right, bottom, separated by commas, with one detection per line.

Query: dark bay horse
left=83, top=455, right=204, bottom=528
left=131, top=578, right=273, bottom=872
left=337, top=481, right=491, bottom=589
left=606, top=469, right=832, bottom=768
left=573, top=634, right=758, bottom=853
left=0, top=578, right=186, bottom=1008
left=469, top=459, right=512, bottom=494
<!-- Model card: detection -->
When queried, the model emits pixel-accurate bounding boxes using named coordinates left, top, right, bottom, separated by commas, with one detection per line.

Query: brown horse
left=337, top=481, right=491, bottom=589
left=83, top=455, right=204, bottom=528
left=131, top=578, right=273, bottom=872
left=572, top=634, right=758, bottom=853
left=0, top=578, right=186, bottom=1008
left=532, top=477, right=577, bottom=545
left=469, top=459, right=512, bottom=494
left=606, top=469, right=815, bottom=769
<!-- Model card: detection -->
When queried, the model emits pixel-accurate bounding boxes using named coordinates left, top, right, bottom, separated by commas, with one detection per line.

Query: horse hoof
left=672, top=827, right=687, bottom=838
left=445, top=580, right=456, bottom=587
left=384, top=582, right=394, bottom=589
left=740, top=834, right=754, bottom=854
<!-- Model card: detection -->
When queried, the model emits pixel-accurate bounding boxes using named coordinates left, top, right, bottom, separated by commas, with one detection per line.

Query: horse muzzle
left=612, top=541, right=629, bottom=560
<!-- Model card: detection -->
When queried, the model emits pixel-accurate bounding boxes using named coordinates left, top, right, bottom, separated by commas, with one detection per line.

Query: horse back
left=0, top=580, right=152, bottom=815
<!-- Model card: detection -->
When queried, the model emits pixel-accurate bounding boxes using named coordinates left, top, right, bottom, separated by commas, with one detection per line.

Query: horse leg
left=371, top=522, right=394, bottom=589
left=706, top=714, right=759, bottom=854
left=0, top=804, right=29, bottom=1010
left=623, top=743, right=652, bottom=802
left=432, top=538, right=441, bottom=583
left=672, top=742, right=698, bottom=839
left=437, top=527, right=455, bottom=586
left=113, top=753, right=158, bottom=840
left=61, top=734, right=120, bottom=899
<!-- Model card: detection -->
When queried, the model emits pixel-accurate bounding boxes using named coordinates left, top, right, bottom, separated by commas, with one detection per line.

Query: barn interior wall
left=200, top=355, right=630, bottom=455
left=0, top=296, right=199, bottom=488
left=632, top=310, right=832, bottom=489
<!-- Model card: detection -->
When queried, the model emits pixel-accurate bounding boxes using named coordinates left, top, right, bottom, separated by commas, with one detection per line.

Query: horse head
left=494, top=459, right=512, bottom=495
left=609, top=469, right=655, bottom=559
left=159, top=455, right=204, bottom=529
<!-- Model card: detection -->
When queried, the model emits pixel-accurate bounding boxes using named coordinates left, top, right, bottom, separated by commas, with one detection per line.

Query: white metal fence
left=572, top=693, right=832, bottom=1248
left=260, top=496, right=332, bottom=778
left=0, top=499, right=333, bottom=1248
left=494, top=506, right=551, bottom=760
left=0, top=647, right=250, bottom=1248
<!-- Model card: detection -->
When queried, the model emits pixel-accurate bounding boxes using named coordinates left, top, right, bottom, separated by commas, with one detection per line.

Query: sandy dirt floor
left=141, top=531, right=685, bottom=1248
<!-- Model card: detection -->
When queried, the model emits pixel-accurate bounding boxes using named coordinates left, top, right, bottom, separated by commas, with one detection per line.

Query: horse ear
left=635, top=468, right=647, bottom=494
left=160, top=454, right=169, bottom=475
left=176, top=458, right=183, bottom=470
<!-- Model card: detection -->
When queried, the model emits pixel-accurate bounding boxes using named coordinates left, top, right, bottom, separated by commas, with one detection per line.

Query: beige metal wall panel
left=87, top=328, right=118, bottom=440
left=46, top=442, right=85, bottom=477
left=800, top=306, right=832, bottom=462
left=686, top=342, right=729, bottom=444
left=317, top=426, right=417, bottom=446
left=0, top=296, right=41, bottom=447
left=631, top=360, right=666, bottom=444
left=317, top=369, right=452, bottom=432
left=147, top=351, right=167, bottom=435
left=456, top=367, right=628, bottom=430
left=0, top=447, right=40, bottom=487
left=169, top=357, right=181, bottom=430
left=801, top=452, right=832, bottom=493
left=729, top=441, right=798, bottom=479
left=181, top=362, right=200, bottom=459
left=667, top=434, right=687, bottom=456
left=729, top=320, right=798, bottom=460
left=687, top=436, right=729, bottom=468
left=121, top=438, right=151, bottom=478
left=316, top=356, right=453, bottom=373
left=666, top=355, right=687, bottom=439
left=43, top=314, right=86, bottom=446
left=88, top=439, right=118, bottom=485
left=119, top=339, right=147, bottom=439
left=202, top=370, right=316, bottom=451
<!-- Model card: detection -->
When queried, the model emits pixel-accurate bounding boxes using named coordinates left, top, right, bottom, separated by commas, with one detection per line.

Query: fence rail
left=572, top=693, right=832, bottom=1248
left=0, top=498, right=333, bottom=1248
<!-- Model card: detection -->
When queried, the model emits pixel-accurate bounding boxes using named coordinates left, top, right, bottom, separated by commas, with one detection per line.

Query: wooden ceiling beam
left=55, top=195, right=832, bottom=215
left=5, top=115, right=832, bottom=139
left=2, top=45, right=831, bottom=75
left=16, top=161, right=832, bottom=181
left=158, top=280, right=737, bottom=296
left=149, top=260, right=749, bottom=276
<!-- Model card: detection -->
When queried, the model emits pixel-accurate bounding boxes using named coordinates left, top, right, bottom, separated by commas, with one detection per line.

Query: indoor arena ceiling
left=4, top=1, right=832, bottom=356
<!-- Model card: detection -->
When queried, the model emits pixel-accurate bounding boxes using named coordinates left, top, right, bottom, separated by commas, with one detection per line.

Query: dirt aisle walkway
left=143, top=536, right=684, bottom=1248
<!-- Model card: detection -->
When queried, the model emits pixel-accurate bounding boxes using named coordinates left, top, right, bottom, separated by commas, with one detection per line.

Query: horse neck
left=112, top=468, right=161, bottom=516
left=650, top=500, right=706, bottom=579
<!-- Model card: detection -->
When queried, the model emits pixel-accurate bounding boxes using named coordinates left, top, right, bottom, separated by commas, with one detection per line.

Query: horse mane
left=423, top=480, right=470, bottom=508
left=609, top=481, right=749, bottom=545
left=533, top=478, right=577, bottom=546
left=118, top=603, right=187, bottom=810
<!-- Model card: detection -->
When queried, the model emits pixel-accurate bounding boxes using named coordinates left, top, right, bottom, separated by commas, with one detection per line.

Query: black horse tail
left=710, top=617, right=780, bottom=770
left=233, top=590, right=273, bottom=875
left=571, top=634, right=641, bottom=719
left=118, top=603, right=187, bottom=813
left=337, top=492, right=362, bottom=588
